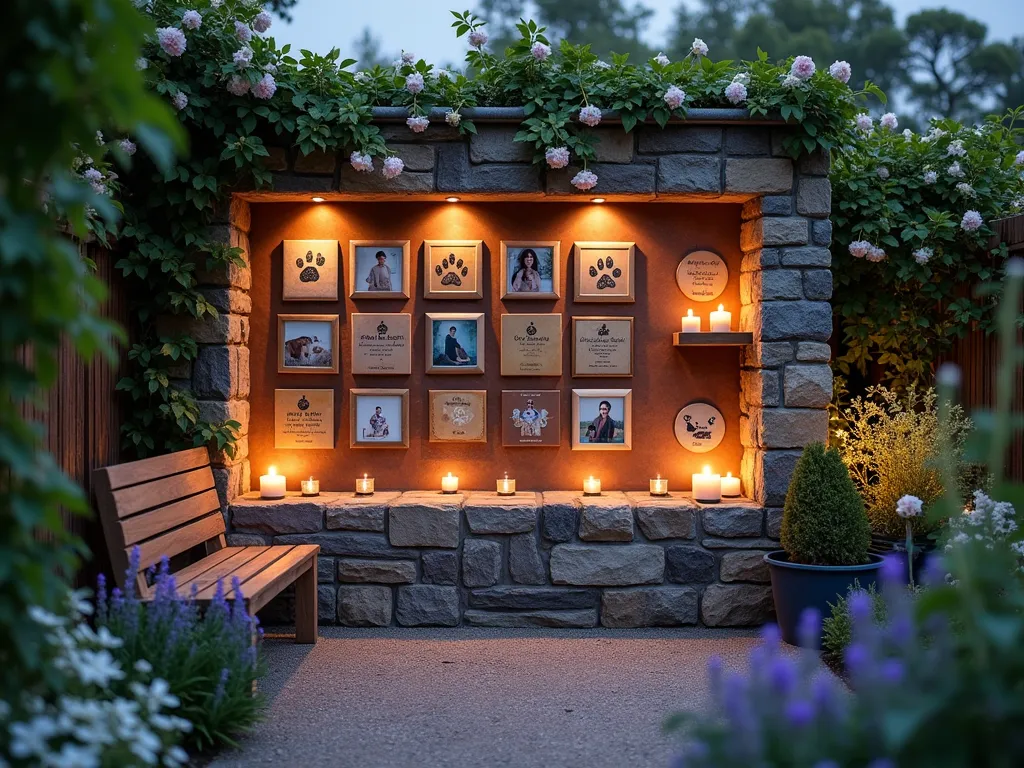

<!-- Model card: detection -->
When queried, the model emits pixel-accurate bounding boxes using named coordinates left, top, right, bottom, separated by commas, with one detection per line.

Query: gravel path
left=209, top=626, right=764, bottom=768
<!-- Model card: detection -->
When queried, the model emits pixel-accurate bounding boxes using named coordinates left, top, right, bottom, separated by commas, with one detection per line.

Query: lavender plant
left=96, top=549, right=265, bottom=751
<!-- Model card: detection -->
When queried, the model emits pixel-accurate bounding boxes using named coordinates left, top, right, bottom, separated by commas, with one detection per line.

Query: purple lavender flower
left=769, top=655, right=797, bottom=695
left=785, top=698, right=815, bottom=727
left=798, top=607, right=821, bottom=649
left=126, top=546, right=142, bottom=598
left=848, top=591, right=872, bottom=624
left=96, top=573, right=108, bottom=623
left=881, top=555, right=904, bottom=585
left=213, top=667, right=230, bottom=706
left=886, top=614, right=913, bottom=646
left=845, top=642, right=870, bottom=677
left=760, top=622, right=782, bottom=651
left=880, top=659, right=905, bottom=684
left=707, top=655, right=723, bottom=701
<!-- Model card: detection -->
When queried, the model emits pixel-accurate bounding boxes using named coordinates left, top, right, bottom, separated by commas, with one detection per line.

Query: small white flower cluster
left=895, top=494, right=924, bottom=519
left=653, top=52, right=670, bottom=67
left=855, top=113, right=873, bottom=133
left=828, top=59, right=851, bottom=83
left=921, top=126, right=946, bottom=144
left=6, top=594, right=192, bottom=767
left=923, top=170, right=937, bottom=184
left=960, top=210, right=983, bottom=231
left=848, top=240, right=886, bottom=262
left=1015, top=150, right=1024, bottom=166
left=468, top=29, right=488, bottom=49
left=405, top=72, right=425, bottom=95
left=545, top=146, right=570, bottom=169
left=571, top=169, right=598, bottom=191
left=579, top=105, right=602, bottom=127
left=947, top=161, right=965, bottom=178
left=946, top=139, right=967, bottom=157
left=531, top=41, right=551, bottom=61
left=877, top=166, right=890, bottom=180
left=879, top=112, right=898, bottom=131
left=912, top=247, right=932, bottom=264
left=945, top=491, right=1019, bottom=566
left=691, top=38, right=708, bottom=57
left=349, top=151, right=373, bottom=173
left=955, top=182, right=975, bottom=198
left=171, top=91, right=188, bottom=111
left=724, top=76, right=747, bottom=104
left=663, top=85, right=686, bottom=110
left=233, top=46, right=253, bottom=68
left=445, top=110, right=461, bottom=127
left=81, top=166, right=114, bottom=196
left=119, top=138, right=137, bottom=157
left=407, top=115, right=429, bottom=133
left=382, top=156, right=404, bottom=180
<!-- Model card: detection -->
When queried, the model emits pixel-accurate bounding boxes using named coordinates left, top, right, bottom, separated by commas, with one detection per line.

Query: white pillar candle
left=582, top=476, right=602, bottom=495
left=496, top=473, right=516, bottom=496
left=692, top=465, right=721, bottom=503
left=260, top=466, right=286, bottom=499
left=441, top=472, right=459, bottom=494
left=721, top=472, right=741, bottom=498
left=681, top=309, right=701, bottom=333
left=709, top=304, right=732, bottom=333
left=708, top=303, right=733, bottom=333
left=355, top=473, right=375, bottom=495
left=649, top=474, right=668, bottom=496
left=300, top=476, right=319, bottom=497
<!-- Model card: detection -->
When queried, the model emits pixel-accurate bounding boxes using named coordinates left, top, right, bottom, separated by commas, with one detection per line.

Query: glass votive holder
left=649, top=476, right=668, bottom=496
left=496, top=476, right=516, bottom=496
left=300, top=477, right=319, bottom=497
left=355, top=475, right=375, bottom=495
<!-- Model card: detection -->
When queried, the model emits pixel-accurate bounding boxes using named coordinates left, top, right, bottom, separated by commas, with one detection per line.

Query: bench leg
left=294, top=555, right=318, bottom=644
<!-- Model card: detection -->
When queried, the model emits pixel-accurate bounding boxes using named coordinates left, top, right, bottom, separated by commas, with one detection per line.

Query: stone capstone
left=628, top=494, right=698, bottom=540
left=725, top=158, right=793, bottom=194
left=657, top=155, right=722, bottom=194
left=462, top=539, right=502, bottom=587
left=508, top=533, right=547, bottom=585
left=463, top=610, right=598, bottom=628
left=337, top=585, right=392, bottom=627
left=701, top=584, right=774, bottom=626
left=549, top=545, right=664, bottom=586
left=601, top=588, right=698, bottom=627
left=541, top=492, right=579, bottom=542
left=336, top=558, right=417, bottom=584
left=230, top=495, right=323, bottom=534
left=325, top=493, right=401, bottom=533
left=638, top=126, right=722, bottom=154
left=421, top=551, right=459, bottom=585
left=388, top=497, right=461, bottom=548
left=468, top=587, right=600, bottom=611
left=702, top=504, right=763, bottom=538
left=664, top=545, right=716, bottom=584
left=578, top=496, right=634, bottom=542
left=464, top=492, right=539, bottom=534
left=719, top=551, right=771, bottom=583
left=395, top=585, right=460, bottom=627
left=437, top=144, right=542, bottom=193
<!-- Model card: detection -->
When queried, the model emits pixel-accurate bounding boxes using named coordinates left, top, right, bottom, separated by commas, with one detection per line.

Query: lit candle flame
left=268, top=466, right=277, bottom=476
left=726, top=471, right=733, bottom=478
left=447, top=472, right=453, bottom=479
left=717, top=303, right=724, bottom=312
left=702, top=465, right=712, bottom=476
left=363, top=472, right=368, bottom=479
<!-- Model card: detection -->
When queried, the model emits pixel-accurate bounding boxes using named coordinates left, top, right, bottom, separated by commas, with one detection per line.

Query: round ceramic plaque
left=674, top=402, right=725, bottom=453
left=676, top=250, right=729, bottom=302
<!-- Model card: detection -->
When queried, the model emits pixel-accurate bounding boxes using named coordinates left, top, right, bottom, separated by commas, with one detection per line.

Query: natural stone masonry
left=388, top=494, right=462, bottom=548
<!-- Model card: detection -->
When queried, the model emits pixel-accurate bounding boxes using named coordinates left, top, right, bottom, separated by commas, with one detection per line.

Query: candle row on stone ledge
left=260, top=467, right=742, bottom=500
left=681, top=304, right=732, bottom=333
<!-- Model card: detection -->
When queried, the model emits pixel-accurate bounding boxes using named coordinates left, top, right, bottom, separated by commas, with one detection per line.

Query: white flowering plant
left=2, top=590, right=191, bottom=768
left=831, top=108, right=1024, bottom=391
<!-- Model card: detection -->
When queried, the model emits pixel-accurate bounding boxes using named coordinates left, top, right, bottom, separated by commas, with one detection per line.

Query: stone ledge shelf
left=672, top=331, right=754, bottom=346
left=229, top=490, right=778, bottom=630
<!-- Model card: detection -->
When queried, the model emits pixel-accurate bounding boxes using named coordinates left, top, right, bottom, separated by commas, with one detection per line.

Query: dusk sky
left=275, top=0, right=1024, bottom=67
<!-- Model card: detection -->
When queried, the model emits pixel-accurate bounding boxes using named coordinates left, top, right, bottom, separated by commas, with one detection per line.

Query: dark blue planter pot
left=765, top=551, right=886, bottom=647
left=869, top=536, right=935, bottom=586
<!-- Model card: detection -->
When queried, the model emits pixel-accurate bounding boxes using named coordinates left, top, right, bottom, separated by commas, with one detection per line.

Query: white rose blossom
left=405, top=72, right=425, bottom=94
left=156, top=27, right=186, bottom=57
left=571, top=169, right=598, bottom=191
left=691, top=38, right=708, bottom=57
left=855, top=113, right=873, bottom=133
left=790, top=55, right=815, bottom=80
left=406, top=115, right=429, bottom=133
left=181, top=10, right=201, bottom=29
left=382, top=156, right=404, bottom=179
left=350, top=151, right=373, bottom=173
left=578, top=105, right=602, bottom=127
left=782, top=73, right=802, bottom=88
left=653, top=52, right=670, bottom=66
left=724, top=81, right=747, bottom=104
left=468, top=29, right=488, bottom=48
left=828, top=60, right=851, bottom=83
left=233, top=46, right=253, bottom=68
left=896, top=494, right=924, bottom=519
left=961, top=210, right=983, bottom=231
left=663, top=85, right=686, bottom=110
left=879, top=112, right=898, bottom=131
left=545, top=146, right=570, bottom=169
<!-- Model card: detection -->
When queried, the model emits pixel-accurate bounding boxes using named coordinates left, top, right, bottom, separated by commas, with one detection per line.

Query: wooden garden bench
left=93, top=447, right=319, bottom=643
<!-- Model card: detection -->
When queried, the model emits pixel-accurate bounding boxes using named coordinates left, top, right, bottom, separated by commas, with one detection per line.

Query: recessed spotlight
left=591, top=197, right=606, bottom=204
left=446, top=196, right=460, bottom=203
left=311, top=196, right=325, bottom=203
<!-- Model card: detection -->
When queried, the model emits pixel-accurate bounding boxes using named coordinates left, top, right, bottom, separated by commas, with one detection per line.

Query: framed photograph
left=571, top=316, right=634, bottom=377
left=278, top=314, right=339, bottom=374
left=574, top=241, right=635, bottom=303
left=501, top=390, right=561, bottom=447
left=425, top=313, right=485, bottom=374
left=348, top=240, right=410, bottom=300
left=424, top=240, right=484, bottom=300
left=571, top=389, right=632, bottom=451
left=350, top=388, right=409, bottom=448
left=500, top=313, right=562, bottom=376
left=351, top=313, right=412, bottom=375
left=500, top=241, right=560, bottom=300
left=274, top=389, right=334, bottom=449
left=428, top=390, right=487, bottom=443
left=283, top=240, right=339, bottom=301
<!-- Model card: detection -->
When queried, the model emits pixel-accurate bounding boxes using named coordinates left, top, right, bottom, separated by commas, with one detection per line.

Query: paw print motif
left=590, top=256, right=619, bottom=290
left=297, top=250, right=321, bottom=283
left=437, top=253, right=466, bottom=287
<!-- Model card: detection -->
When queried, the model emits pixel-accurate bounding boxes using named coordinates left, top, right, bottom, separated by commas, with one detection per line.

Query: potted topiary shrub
left=765, top=442, right=884, bottom=645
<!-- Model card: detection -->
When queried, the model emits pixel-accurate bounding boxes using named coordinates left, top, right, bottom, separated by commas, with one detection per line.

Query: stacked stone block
left=229, top=490, right=778, bottom=628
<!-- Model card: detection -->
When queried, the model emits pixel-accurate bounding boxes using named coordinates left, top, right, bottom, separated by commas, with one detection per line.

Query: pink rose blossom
left=233, top=47, right=253, bottom=68
left=545, top=146, right=570, bottom=169
left=407, top=115, right=429, bottom=133
left=571, top=169, right=598, bottom=191
left=382, top=156, right=404, bottom=180
left=171, top=92, right=188, bottom=111
left=579, top=105, right=602, bottom=127
left=405, top=72, right=425, bottom=94
left=350, top=152, right=373, bottom=173
left=531, top=42, right=551, bottom=61
left=226, top=75, right=249, bottom=96
left=157, top=27, right=186, bottom=57
left=896, top=495, right=924, bottom=518
left=234, top=21, right=252, bottom=42
left=855, top=113, right=873, bottom=133
left=848, top=240, right=871, bottom=259
left=252, top=73, right=277, bottom=99
left=181, top=10, right=202, bottom=30
left=724, top=81, right=747, bottom=104
left=663, top=85, right=686, bottom=110
left=253, top=10, right=272, bottom=33
left=468, top=30, right=488, bottom=48
left=828, top=60, right=851, bottom=83
left=790, top=55, right=815, bottom=81
left=961, top=210, right=983, bottom=231
left=879, top=112, right=898, bottom=131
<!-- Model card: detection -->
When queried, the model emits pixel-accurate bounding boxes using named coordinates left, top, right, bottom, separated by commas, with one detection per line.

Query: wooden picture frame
left=573, top=241, right=636, bottom=303
left=571, top=388, right=633, bottom=451
left=350, top=388, right=410, bottom=449
left=277, top=314, right=340, bottom=374
left=350, top=312, right=413, bottom=375
left=425, top=313, right=485, bottom=374
left=500, top=313, right=563, bottom=376
left=348, top=240, right=411, bottom=300
left=501, top=390, right=561, bottom=448
left=274, top=389, right=335, bottom=449
left=499, top=240, right=560, bottom=300
left=571, top=316, right=634, bottom=377
left=428, top=390, right=488, bottom=443
left=282, top=240, right=340, bottom=301
left=423, top=240, right=484, bottom=300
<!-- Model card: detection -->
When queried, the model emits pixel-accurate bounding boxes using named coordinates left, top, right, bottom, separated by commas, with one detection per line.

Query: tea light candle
left=496, top=472, right=516, bottom=496
left=681, top=309, right=701, bottom=333
left=649, top=474, right=668, bottom=496
left=709, top=304, right=732, bottom=333
left=441, top=472, right=459, bottom=494
left=300, top=476, right=319, bottom=497
left=721, top=472, right=741, bottom=498
left=259, top=466, right=286, bottom=499
left=582, top=476, right=602, bottom=496
left=355, top=473, right=374, bottom=495
left=692, top=465, right=721, bottom=503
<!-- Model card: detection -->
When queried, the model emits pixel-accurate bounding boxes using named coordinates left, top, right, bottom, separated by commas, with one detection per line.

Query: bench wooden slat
left=245, top=545, right=319, bottom=615
left=135, top=513, right=225, bottom=572
left=121, top=488, right=222, bottom=546
left=111, top=466, right=216, bottom=519
left=194, top=546, right=297, bottom=601
left=176, top=547, right=268, bottom=597
left=103, top=447, right=210, bottom=491
left=165, top=547, right=239, bottom=592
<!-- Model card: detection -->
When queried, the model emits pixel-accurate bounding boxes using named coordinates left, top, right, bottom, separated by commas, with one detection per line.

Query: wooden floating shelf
left=672, top=332, right=754, bottom=346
